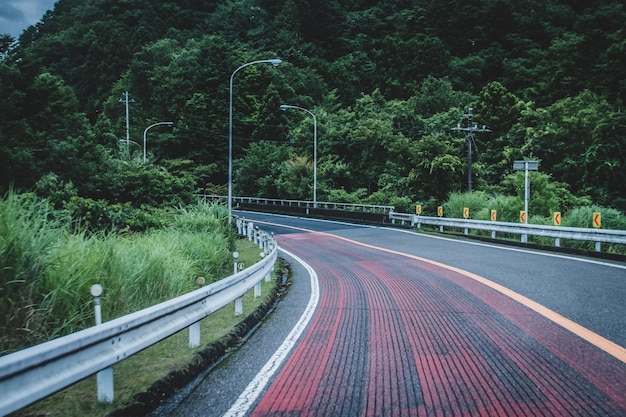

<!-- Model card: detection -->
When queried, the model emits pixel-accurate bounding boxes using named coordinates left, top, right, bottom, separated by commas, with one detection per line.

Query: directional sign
left=520, top=211, right=526, bottom=223
left=553, top=212, right=561, bottom=226
left=593, top=212, right=602, bottom=228
left=416, top=205, right=422, bottom=215
left=463, top=207, right=469, bottom=219
left=437, top=206, right=443, bottom=217
left=491, top=210, right=497, bottom=222
left=513, top=160, right=539, bottom=170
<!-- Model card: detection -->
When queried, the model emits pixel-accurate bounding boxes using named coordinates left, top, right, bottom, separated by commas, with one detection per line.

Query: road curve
left=166, top=213, right=626, bottom=416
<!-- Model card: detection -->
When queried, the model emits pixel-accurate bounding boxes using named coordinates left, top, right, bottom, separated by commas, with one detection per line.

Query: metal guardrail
left=0, top=219, right=276, bottom=416
left=389, top=213, right=626, bottom=252
left=200, top=195, right=395, bottom=214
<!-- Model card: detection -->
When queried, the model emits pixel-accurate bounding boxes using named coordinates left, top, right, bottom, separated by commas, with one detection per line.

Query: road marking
left=249, top=217, right=626, bottom=364
left=222, top=248, right=320, bottom=417
left=325, top=231, right=626, bottom=365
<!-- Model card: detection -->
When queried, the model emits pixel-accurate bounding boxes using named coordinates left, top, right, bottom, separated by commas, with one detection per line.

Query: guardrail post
left=189, top=277, right=206, bottom=348
left=91, top=284, right=114, bottom=404
left=247, top=222, right=254, bottom=240
left=555, top=237, right=560, bottom=247
left=235, top=297, right=243, bottom=316
left=189, top=322, right=201, bottom=348
left=595, top=242, right=601, bottom=252
left=254, top=282, right=262, bottom=298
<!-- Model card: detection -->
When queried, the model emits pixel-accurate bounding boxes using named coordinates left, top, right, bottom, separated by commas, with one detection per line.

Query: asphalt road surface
left=157, top=212, right=626, bottom=417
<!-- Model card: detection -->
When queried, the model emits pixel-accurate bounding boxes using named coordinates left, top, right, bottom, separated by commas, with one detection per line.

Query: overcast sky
left=0, top=0, right=58, bottom=38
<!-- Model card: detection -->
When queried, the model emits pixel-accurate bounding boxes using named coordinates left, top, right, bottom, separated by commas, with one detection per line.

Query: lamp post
left=280, top=104, right=318, bottom=207
left=228, top=58, right=282, bottom=221
left=143, top=121, right=174, bottom=163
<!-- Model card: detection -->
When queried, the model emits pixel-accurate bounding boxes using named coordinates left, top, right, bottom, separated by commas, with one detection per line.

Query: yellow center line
left=254, top=219, right=626, bottom=364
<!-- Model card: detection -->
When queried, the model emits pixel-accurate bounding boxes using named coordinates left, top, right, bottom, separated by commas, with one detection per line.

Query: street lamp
left=228, top=58, right=282, bottom=221
left=143, top=121, right=174, bottom=163
left=280, top=104, right=318, bottom=207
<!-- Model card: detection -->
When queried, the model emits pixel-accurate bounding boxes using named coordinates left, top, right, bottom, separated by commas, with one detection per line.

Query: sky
left=0, top=0, right=58, bottom=38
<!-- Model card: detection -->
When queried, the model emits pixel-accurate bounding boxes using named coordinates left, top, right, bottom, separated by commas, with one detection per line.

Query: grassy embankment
left=1, top=191, right=284, bottom=416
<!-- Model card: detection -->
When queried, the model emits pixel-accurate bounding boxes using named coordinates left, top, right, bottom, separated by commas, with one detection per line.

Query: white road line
left=222, top=248, right=320, bottom=417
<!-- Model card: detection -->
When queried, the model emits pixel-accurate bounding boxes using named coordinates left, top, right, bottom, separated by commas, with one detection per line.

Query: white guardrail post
left=388, top=212, right=626, bottom=252
left=0, top=218, right=277, bottom=416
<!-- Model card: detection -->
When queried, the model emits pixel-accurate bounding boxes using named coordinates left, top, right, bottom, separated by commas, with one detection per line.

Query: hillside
left=1, top=0, right=625, bottom=212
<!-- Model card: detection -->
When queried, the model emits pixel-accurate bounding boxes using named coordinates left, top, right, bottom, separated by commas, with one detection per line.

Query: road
left=159, top=212, right=626, bottom=416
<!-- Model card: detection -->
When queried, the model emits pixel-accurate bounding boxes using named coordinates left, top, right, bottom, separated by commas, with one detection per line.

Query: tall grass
left=443, top=191, right=490, bottom=219
left=0, top=192, right=69, bottom=350
left=0, top=192, right=236, bottom=354
left=561, top=205, right=626, bottom=253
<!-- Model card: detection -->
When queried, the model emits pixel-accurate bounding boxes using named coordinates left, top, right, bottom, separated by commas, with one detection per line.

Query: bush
left=564, top=205, right=626, bottom=230
left=443, top=191, right=490, bottom=219
left=476, top=194, right=523, bottom=222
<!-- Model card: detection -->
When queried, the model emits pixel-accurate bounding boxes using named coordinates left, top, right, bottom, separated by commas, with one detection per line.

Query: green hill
left=1, top=0, right=625, bottom=211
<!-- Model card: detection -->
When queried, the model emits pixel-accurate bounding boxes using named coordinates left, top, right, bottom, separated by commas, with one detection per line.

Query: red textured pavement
left=251, top=232, right=626, bottom=416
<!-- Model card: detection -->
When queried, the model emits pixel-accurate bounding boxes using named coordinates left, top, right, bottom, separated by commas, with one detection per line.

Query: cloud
left=0, top=0, right=26, bottom=20
left=0, top=0, right=57, bottom=38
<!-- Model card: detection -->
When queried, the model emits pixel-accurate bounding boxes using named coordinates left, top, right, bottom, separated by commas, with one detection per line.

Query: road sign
left=437, top=206, right=443, bottom=217
left=513, top=160, right=539, bottom=170
left=416, top=205, right=422, bottom=215
left=491, top=210, right=497, bottom=222
left=593, top=212, right=602, bottom=228
left=520, top=211, right=526, bottom=223
left=553, top=212, right=561, bottom=226
left=463, top=207, right=469, bottom=219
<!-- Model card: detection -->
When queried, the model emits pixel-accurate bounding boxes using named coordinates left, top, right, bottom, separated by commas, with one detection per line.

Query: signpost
left=513, top=160, right=538, bottom=224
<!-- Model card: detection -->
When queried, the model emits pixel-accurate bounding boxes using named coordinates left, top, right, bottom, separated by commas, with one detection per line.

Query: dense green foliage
left=1, top=0, right=625, bottom=213
left=0, top=192, right=235, bottom=353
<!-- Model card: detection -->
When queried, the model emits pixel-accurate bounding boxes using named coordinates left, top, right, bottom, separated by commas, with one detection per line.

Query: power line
left=451, top=108, right=491, bottom=192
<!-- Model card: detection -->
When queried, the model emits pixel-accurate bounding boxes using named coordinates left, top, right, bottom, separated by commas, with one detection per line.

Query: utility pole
left=451, top=108, right=490, bottom=192
left=119, top=91, right=135, bottom=158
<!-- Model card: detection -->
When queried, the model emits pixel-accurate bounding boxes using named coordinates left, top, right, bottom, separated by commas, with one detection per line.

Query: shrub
left=443, top=191, right=490, bottom=219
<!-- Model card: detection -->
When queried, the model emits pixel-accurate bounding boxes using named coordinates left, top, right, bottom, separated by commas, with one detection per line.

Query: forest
left=1, top=0, right=626, bottom=222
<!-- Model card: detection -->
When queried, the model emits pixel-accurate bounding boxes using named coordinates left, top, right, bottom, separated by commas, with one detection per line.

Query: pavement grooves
left=251, top=232, right=626, bottom=416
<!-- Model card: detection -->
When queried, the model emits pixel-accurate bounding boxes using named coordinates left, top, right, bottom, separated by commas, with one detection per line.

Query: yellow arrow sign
left=593, top=212, right=602, bottom=228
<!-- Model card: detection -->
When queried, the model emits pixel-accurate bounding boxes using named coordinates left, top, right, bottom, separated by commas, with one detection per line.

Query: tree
left=235, top=141, right=292, bottom=198
left=583, top=111, right=626, bottom=210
